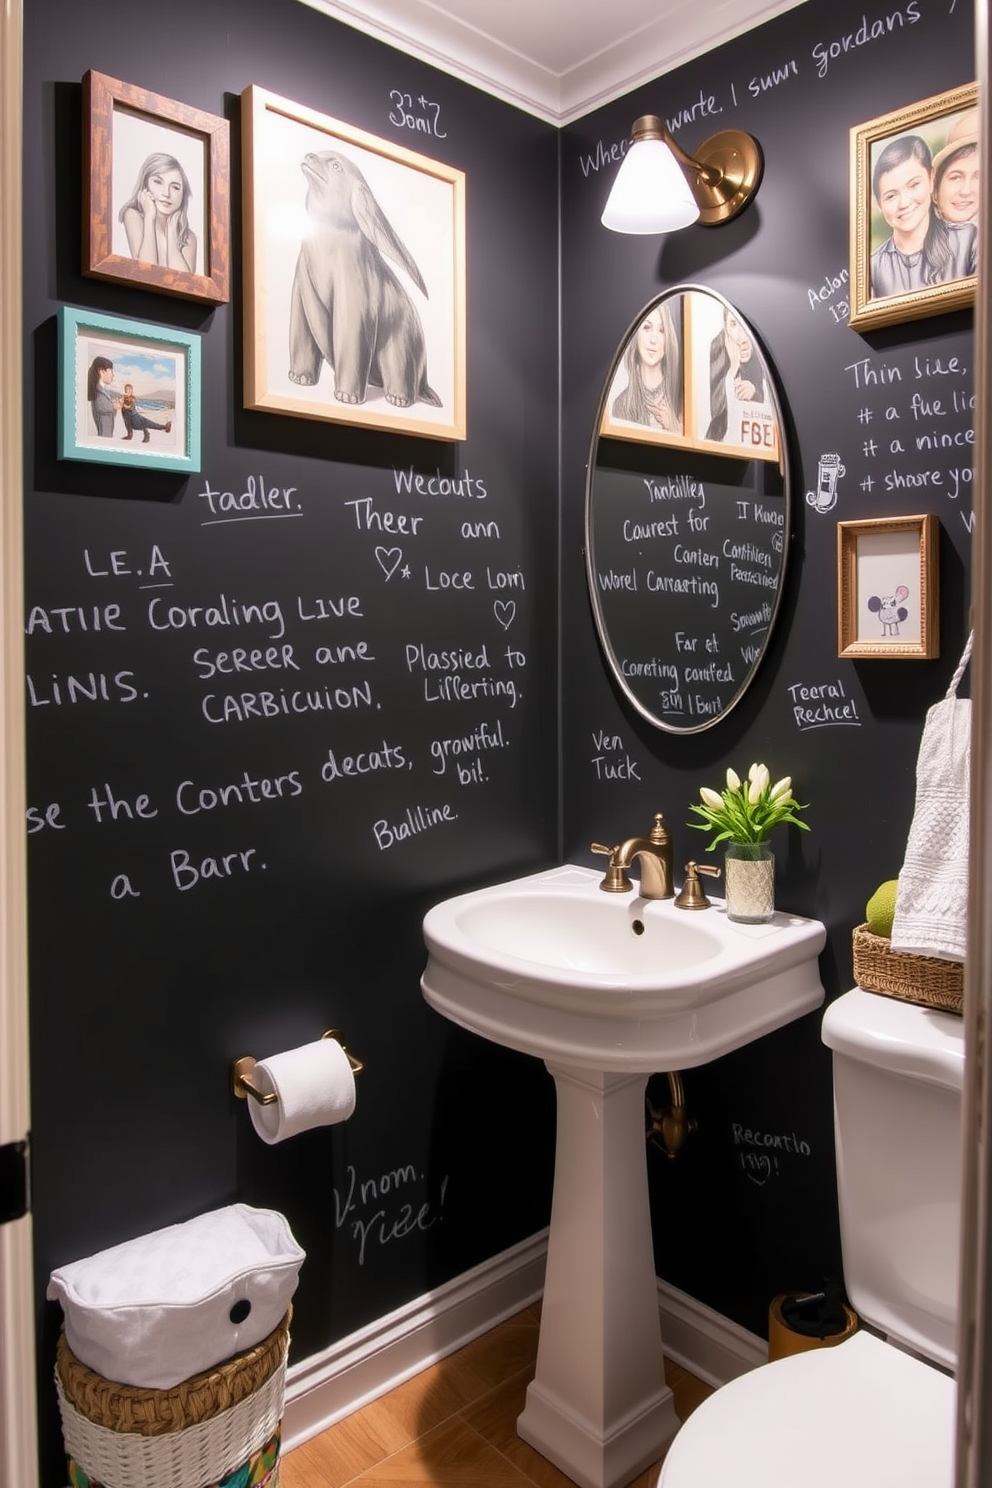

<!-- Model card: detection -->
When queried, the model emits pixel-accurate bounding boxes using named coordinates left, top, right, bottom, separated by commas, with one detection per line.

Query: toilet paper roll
left=248, top=1038, right=357, bottom=1145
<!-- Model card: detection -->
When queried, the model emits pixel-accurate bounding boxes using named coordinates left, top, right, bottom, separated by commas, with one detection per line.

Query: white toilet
left=656, top=986, right=964, bottom=1488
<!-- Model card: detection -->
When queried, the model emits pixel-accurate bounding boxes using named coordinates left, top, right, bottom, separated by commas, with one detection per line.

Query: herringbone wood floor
left=281, top=1305, right=711, bottom=1488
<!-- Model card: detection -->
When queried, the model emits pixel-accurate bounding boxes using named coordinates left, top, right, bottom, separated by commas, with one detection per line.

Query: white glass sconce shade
left=601, top=137, right=700, bottom=234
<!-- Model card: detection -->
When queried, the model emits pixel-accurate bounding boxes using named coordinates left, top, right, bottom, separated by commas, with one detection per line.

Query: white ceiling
left=300, top=0, right=808, bottom=124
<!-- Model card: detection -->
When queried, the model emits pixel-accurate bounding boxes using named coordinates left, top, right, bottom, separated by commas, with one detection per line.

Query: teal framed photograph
left=58, top=306, right=201, bottom=473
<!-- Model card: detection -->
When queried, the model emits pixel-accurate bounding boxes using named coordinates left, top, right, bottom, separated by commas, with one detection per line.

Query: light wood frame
left=242, top=85, right=466, bottom=441
left=83, top=70, right=230, bottom=304
left=837, top=513, right=939, bottom=658
left=849, top=83, right=978, bottom=332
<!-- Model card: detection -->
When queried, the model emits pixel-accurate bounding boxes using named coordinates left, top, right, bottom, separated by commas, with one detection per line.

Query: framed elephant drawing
left=241, top=85, right=467, bottom=441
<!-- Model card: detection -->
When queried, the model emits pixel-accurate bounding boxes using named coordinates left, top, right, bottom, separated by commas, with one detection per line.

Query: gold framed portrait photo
left=850, top=83, right=978, bottom=331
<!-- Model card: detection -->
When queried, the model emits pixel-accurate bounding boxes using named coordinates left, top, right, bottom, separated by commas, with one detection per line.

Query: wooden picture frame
left=58, top=306, right=201, bottom=473
left=241, top=84, right=467, bottom=441
left=849, top=83, right=978, bottom=332
left=837, top=513, right=938, bottom=659
left=83, top=70, right=230, bottom=304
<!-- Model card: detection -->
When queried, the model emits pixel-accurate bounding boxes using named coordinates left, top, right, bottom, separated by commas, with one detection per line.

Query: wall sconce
left=601, top=115, right=764, bottom=234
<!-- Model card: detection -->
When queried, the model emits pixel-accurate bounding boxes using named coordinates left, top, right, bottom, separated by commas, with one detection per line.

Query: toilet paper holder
left=231, top=1030, right=364, bottom=1105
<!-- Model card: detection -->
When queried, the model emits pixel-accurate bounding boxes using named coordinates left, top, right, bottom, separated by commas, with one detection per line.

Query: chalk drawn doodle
left=375, top=546, right=403, bottom=580
left=806, top=453, right=846, bottom=513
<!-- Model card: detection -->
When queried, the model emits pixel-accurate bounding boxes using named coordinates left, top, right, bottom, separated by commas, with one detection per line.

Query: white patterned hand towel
left=890, top=633, right=972, bottom=962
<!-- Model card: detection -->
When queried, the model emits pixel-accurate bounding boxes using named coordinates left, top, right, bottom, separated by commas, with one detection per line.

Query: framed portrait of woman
left=849, top=83, right=978, bottom=332
left=599, top=294, right=688, bottom=449
left=83, top=71, right=230, bottom=305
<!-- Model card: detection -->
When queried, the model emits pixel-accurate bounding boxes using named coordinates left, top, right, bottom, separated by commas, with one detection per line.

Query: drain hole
left=632, top=919, right=645, bottom=936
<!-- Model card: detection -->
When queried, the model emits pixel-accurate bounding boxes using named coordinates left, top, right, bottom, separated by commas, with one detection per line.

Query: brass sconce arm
left=629, top=114, right=764, bottom=227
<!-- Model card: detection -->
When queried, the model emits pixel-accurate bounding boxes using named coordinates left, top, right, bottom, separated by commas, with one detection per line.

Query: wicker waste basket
left=852, top=923, right=964, bottom=1015
left=55, top=1309, right=290, bottom=1488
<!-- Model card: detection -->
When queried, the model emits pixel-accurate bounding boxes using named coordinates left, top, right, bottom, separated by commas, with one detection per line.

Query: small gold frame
left=837, top=513, right=939, bottom=659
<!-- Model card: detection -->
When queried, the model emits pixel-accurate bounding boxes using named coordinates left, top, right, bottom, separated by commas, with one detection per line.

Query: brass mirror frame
left=584, top=283, right=792, bottom=734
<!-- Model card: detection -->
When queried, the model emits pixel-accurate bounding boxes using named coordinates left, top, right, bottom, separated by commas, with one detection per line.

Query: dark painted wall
left=22, top=2, right=559, bottom=1478
left=22, top=0, right=975, bottom=1477
left=561, top=0, right=974, bottom=1333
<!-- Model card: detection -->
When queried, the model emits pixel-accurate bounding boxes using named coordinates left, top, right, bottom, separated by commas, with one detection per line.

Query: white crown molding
left=298, top=0, right=564, bottom=121
left=298, top=0, right=807, bottom=124
left=559, top=0, right=808, bottom=123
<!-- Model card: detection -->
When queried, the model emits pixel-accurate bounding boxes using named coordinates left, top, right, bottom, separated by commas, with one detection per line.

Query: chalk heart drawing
left=375, top=546, right=403, bottom=581
left=494, top=600, right=516, bottom=630
left=744, top=1166, right=770, bottom=1187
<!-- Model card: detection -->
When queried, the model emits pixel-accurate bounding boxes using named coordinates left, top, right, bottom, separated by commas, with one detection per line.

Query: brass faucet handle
left=648, top=813, right=671, bottom=844
left=674, top=860, right=722, bottom=910
left=590, top=842, right=633, bottom=893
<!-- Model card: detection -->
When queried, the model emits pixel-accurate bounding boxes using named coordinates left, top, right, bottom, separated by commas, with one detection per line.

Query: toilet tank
left=821, top=987, right=965, bottom=1370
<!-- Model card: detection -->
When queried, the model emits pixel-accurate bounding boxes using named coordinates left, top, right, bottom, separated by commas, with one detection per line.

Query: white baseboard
left=283, top=1229, right=765, bottom=1452
left=655, top=1276, right=767, bottom=1386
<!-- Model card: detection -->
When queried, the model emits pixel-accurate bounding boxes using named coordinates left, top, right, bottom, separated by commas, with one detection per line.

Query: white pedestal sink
left=421, top=863, right=826, bottom=1488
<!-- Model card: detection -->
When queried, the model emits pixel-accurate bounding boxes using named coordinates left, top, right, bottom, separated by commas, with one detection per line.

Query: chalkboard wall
left=21, top=0, right=975, bottom=1477
left=561, top=0, right=973, bottom=1332
left=23, top=2, right=559, bottom=1478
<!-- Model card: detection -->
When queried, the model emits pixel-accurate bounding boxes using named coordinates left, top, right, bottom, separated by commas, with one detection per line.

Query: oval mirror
left=585, top=285, right=791, bottom=733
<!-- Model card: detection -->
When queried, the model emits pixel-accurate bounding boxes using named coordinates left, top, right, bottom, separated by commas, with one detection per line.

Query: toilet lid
left=657, top=1330, right=955, bottom=1488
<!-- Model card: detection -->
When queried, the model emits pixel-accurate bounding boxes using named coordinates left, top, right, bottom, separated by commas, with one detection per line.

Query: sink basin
left=422, top=863, right=827, bottom=1071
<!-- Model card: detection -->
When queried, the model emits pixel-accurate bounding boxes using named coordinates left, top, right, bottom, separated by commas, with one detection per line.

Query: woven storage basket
left=852, top=923, right=964, bottom=1015
left=55, top=1309, right=290, bottom=1488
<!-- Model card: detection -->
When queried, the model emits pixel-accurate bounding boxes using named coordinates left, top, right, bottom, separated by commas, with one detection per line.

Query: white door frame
left=954, top=3, right=991, bottom=1483
left=0, top=1, right=38, bottom=1483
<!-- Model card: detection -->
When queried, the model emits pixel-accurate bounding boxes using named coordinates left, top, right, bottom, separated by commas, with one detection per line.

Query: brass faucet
left=591, top=813, right=674, bottom=899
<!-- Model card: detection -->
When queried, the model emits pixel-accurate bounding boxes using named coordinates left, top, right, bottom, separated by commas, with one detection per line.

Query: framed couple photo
left=58, top=306, right=201, bottom=473
left=599, top=286, right=780, bottom=463
left=850, top=82, right=978, bottom=331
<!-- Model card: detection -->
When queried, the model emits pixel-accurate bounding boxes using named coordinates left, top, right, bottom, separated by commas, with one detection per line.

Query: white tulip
left=752, top=763, right=770, bottom=794
left=700, top=787, right=723, bottom=809
left=748, top=778, right=763, bottom=805
left=748, top=762, right=762, bottom=783
left=769, top=776, right=793, bottom=802
left=726, top=768, right=741, bottom=790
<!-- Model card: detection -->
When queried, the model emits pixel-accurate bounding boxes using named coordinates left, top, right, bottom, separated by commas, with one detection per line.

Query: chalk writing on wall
left=589, top=463, right=786, bottom=727
left=731, top=1120, right=813, bottom=1185
left=25, top=459, right=535, bottom=896
left=333, top=1161, right=450, bottom=1265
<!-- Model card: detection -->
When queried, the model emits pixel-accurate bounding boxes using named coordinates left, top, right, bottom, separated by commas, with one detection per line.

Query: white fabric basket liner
left=56, top=1356, right=286, bottom=1488
left=48, top=1204, right=304, bottom=1388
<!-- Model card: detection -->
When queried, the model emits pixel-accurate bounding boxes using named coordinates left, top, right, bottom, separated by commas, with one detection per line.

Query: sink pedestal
left=518, top=1063, right=679, bottom=1488
left=421, top=865, right=827, bottom=1487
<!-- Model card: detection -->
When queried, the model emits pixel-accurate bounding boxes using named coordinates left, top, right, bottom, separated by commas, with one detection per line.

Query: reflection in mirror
left=586, top=285, right=791, bottom=734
